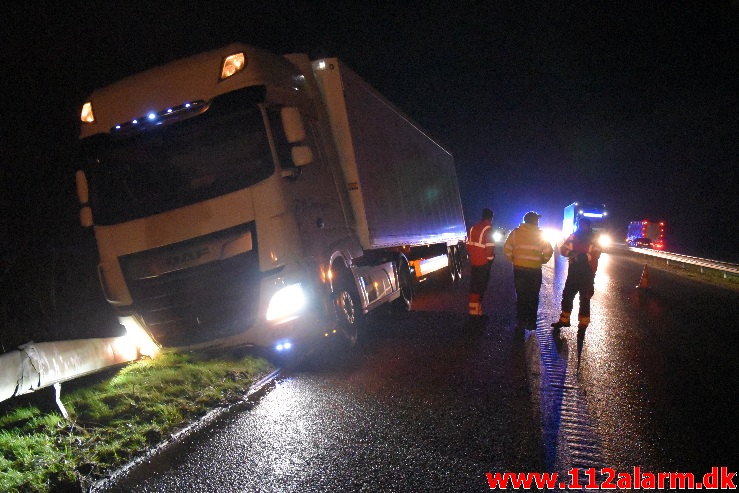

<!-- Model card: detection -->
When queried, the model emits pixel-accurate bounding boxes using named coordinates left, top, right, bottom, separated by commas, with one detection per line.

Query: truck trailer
left=627, top=220, right=665, bottom=249
left=75, top=44, right=466, bottom=352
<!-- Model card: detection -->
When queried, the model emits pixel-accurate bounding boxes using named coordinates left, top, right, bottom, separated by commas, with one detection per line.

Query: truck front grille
left=119, top=223, right=260, bottom=347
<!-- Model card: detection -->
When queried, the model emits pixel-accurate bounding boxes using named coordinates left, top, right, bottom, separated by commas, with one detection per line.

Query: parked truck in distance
left=627, top=220, right=665, bottom=249
left=75, top=44, right=466, bottom=353
left=561, top=202, right=612, bottom=247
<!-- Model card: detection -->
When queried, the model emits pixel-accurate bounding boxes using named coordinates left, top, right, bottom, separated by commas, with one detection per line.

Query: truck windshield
left=578, top=203, right=608, bottom=229
left=82, top=88, right=274, bottom=225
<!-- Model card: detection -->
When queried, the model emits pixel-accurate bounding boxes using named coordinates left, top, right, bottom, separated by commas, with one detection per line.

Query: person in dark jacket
left=551, top=217, right=601, bottom=334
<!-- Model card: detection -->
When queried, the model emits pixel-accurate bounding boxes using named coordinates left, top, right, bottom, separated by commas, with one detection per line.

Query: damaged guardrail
left=0, top=316, right=160, bottom=411
left=0, top=337, right=139, bottom=406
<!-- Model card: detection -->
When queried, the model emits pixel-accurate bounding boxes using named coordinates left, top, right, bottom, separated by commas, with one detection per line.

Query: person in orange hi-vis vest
left=466, top=208, right=496, bottom=322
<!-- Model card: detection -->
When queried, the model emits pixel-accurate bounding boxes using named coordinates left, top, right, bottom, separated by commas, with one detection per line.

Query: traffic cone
left=636, top=264, right=650, bottom=289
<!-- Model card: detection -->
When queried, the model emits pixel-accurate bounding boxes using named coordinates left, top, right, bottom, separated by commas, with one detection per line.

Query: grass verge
left=0, top=349, right=273, bottom=492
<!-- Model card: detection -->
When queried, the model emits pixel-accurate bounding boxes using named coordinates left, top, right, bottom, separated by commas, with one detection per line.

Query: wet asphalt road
left=98, top=248, right=738, bottom=492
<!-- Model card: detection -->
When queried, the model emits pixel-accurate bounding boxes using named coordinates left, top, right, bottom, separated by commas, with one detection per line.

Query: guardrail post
left=54, top=382, right=69, bottom=420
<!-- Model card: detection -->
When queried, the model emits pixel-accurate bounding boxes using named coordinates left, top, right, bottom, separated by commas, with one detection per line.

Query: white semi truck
left=75, top=44, right=466, bottom=352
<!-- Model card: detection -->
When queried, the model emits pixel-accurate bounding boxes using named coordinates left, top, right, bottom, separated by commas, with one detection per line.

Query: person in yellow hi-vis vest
left=503, top=211, right=553, bottom=330
left=466, top=208, right=496, bottom=322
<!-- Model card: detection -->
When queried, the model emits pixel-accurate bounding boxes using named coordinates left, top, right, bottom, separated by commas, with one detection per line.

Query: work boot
left=551, top=310, right=571, bottom=329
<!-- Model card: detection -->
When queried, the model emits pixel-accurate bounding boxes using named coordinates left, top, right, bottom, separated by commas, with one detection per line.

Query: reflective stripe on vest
left=505, top=227, right=552, bottom=269
left=467, top=225, right=493, bottom=248
left=467, top=222, right=494, bottom=264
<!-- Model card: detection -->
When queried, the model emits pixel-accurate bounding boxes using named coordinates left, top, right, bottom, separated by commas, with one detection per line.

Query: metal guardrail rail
left=1, top=314, right=160, bottom=409
left=620, top=244, right=739, bottom=277
left=0, top=337, right=140, bottom=407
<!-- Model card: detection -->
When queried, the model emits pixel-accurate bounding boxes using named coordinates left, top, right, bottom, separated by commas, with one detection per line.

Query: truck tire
left=448, top=245, right=461, bottom=283
left=333, top=273, right=362, bottom=347
left=453, top=244, right=463, bottom=281
left=393, top=257, right=413, bottom=312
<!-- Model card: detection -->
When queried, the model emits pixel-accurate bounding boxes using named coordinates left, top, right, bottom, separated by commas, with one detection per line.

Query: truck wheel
left=453, top=245, right=463, bottom=281
left=448, top=246, right=460, bottom=283
left=333, top=275, right=362, bottom=347
left=393, top=258, right=413, bottom=312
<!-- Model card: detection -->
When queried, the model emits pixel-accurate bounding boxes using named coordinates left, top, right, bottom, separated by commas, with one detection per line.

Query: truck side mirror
left=80, top=207, right=93, bottom=228
left=291, top=145, right=313, bottom=167
left=281, top=107, right=306, bottom=143
left=280, top=107, right=313, bottom=170
left=75, top=170, right=93, bottom=227
left=76, top=170, right=89, bottom=204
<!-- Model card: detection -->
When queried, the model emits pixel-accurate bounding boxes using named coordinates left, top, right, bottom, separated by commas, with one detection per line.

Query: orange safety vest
left=466, top=219, right=495, bottom=266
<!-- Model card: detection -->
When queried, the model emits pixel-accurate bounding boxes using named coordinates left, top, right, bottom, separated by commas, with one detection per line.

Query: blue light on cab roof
left=111, top=100, right=204, bottom=132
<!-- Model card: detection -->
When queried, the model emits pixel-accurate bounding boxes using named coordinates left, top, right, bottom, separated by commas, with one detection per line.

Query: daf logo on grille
left=165, top=247, right=210, bottom=266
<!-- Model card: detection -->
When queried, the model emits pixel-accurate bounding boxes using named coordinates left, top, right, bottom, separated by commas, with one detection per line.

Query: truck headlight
left=542, top=228, right=561, bottom=246
left=598, top=234, right=612, bottom=247
left=118, top=315, right=160, bottom=358
left=266, top=283, right=306, bottom=322
left=220, top=52, right=246, bottom=80
left=81, top=102, right=95, bottom=123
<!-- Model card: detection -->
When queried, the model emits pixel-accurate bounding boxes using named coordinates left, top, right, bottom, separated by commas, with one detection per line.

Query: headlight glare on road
left=266, top=283, right=306, bottom=322
left=542, top=228, right=561, bottom=247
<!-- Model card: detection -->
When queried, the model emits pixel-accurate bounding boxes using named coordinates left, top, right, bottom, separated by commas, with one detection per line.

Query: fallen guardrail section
left=0, top=317, right=160, bottom=413
left=0, top=338, right=142, bottom=412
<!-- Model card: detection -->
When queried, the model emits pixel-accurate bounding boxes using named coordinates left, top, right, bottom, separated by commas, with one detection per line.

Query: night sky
left=3, top=1, right=738, bottom=262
